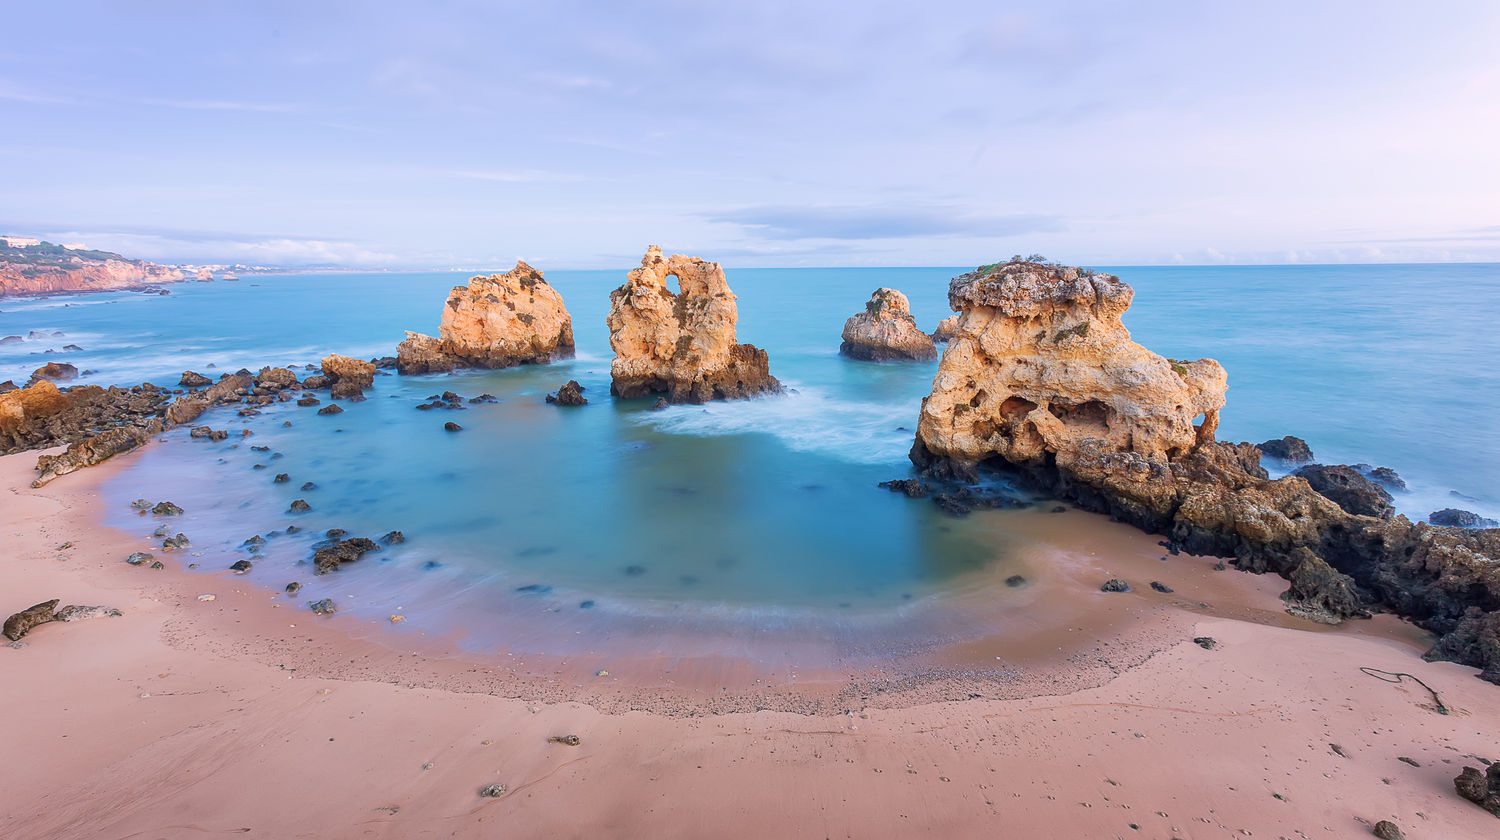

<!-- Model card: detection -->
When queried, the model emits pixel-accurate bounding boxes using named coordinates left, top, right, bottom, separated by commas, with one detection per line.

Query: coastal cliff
left=0, top=240, right=181, bottom=296
left=910, top=258, right=1500, bottom=682
left=396, top=261, right=575, bottom=374
left=606, top=246, right=779, bottom=403
left=839, top=288, right=937, bottom=362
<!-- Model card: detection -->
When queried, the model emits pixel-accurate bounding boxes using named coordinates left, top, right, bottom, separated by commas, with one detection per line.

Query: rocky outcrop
left=606, top=246, right=779, bottom=403
left=1454, top=763, right=1500, bottom=817
left=321, top=354, right=374, bottom=388
left=839, top=288, right=937, bottom=362
left=1294, top=464, right=1395, bottom=519
left=1432, top=509, right=1500, bottom=529
left=908, top=258, right=1500, bottom=681
left=29, top=362, right=79, bottom=385
left=34, top=424, right=158, bottom=486
left=396, top=261, right=575, bottom=374
left=1257, top=436, right=1314, bottom=463
left=2, top=380, right=175, bottom=455
left=932, top=315, right=959, bottom=343
left=546, top=380, right=588, bottom=406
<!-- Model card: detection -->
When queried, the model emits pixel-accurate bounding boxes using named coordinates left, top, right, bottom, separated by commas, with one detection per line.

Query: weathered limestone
left=908, top=258, right=1500, bottom=681
left=839, top=288, right=937, bottom=362
left=606, top=246, right=779, bottom=403
left=396, top=261, right=575, bottom=374
left=932, top=315, right=959, bottom=343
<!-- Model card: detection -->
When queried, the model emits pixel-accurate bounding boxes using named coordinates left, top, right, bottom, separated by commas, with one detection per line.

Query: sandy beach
left=2, top=447, right=1495, bottom=839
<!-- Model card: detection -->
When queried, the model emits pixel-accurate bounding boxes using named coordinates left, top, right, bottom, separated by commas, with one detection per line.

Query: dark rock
left=29, top=362, right=79, bottom=384
left=515, top=584, right=553, bottom=594
left=229, top=559, right=253, bottom=572
left=326, top=529, right=347, bottom=539
left=152, top=501, right=183, bottom=516
left=241, top=535, right=265, bottom=549
left=312, top=537, right=378, bottom=574
left=331, top=380, right=365, bottom=401
left=1004, top=575, right=1027, bottom=588
left=652, top=397, right=670, bottom=411
left=301, top=481, right=318, bottom=491
left=3, top=599, right=59, bottom=640
left=297, top=395, right=321, bottom=407
left=308, top=598, right=337, bottom=615
left=371, top=356, right=398, bottom=369
left=469, top=394, right=498, bottom=404
left=1257, top=436, right=1314, bottom=462
left=547, top=735, right=582, bottom=746
left=1193, top=636, right=1217, bottom=649
left=0, top=380, right=16, bottom=393
left=1281, top=547, right=1370, bottom=624
left=289, top=499, right=311, bottom=513
left=317, top=404, right=343, bottom=416
left=442, top=391, right=461, bottom=403
left=285, top=582, right=302, bottom=596
left=189, top=426, right=214, bottom=438
left=546, top=380, right=588, bottom=406
left=1430, top=508, right=1499, bottom=529
left=1372, top=820, right=1405, bottom=840
left=379, top=530, right=405, bottom=545
left=179, top=371, right=212, bottom=388
left=1364, top=466, right=1407, bottom=491
left=274, top=473, right=289, bottom=483
left=62, top=344, right=83, bottom=352
left=302, top=374, right=330, bottom=389
left=878, top=478, right=930, bottom=498
left=1150, top=581, right=1173, bottom=593
left=1100, top=579, right=1130, bottom=593
left=479, top=784, right=507, bottom=798
left=162, top=533, right=189, bottom=551
left=1425, top=609, right=1500, bottom=685
left=445, top=421, right=462, bottom=432
left=1453, top=764, right=1500, bottom=817
left=125, top=552, right=155, bottom=566
left=1294, top=464, right=1395, bottom=519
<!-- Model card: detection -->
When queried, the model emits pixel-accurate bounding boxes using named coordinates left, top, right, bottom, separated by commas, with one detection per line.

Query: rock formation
left=396, top=261, right=575, bottom=374
left=546, top=380, right=588, bottom=406
left=839, top=288, right=938, bottom=362
left=0, top=240, right=182, bottom=297
left=29, top=362, right=79, bottom=385
left=606, top=246, right=779, bottom=403
left=932, top=315, right=959, bottom=343
left=908, top=257, right=1500, bottom=682
left=1454, top=763, right=1500, bottom=817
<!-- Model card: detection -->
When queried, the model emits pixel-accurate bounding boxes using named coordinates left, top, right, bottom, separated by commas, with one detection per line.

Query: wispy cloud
left=130, top=97, right=296, bottom=113
left=706, top=206, right=1063, bottom=241
left=433, top=169, right=582, bottom=183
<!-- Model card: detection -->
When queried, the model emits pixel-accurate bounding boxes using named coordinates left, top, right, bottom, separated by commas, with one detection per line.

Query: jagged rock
left=1294, top=465, right=1395, bottom=519
left=321, top=354, right=375, bottom=389
left=189, top=426, right=214, bottom=438
left=179, top=371, right=212, bottom=388
left=906, top=258, right=1500, bottom=678
left=878, top=478, right=930, bottom=498
left=1372, top=820, right=1405, bottom=840
left=308, top=598, right=337, bottom=615
left=29, top=362, right=79, bottom=384
left=546, top=380, right=588, bottom=406
left=0, top=381, right=16, bottom=393
left=229, top=559, right=253, bottom=573
left=839, top=288, right=937, bottom=362
left=379, top=530, right=405, bottom=545
left=370, top=356, right=398, bottom=369
left=33, top=425, right=156, bottom=487
left=1100, top=579, right=1131, bottom=593
left=125, top=552, right=154, bottom=566
left=932, top=315, right=959, bottom=343
left=915, top=259, right=1226, bottom=475
left=652, top=397, right=669, bottom=411
left=152, top=501, right=183, bottom=515
left=1150, top=581, right=1174, bottom=593
left=3, top=600, right=59, bottom=640
left=1430, top=509, right=1499, bottom=529
left=313, top=537, right=378, bottom=574
left=1282, top=548, right=1370, bottom=624
left=607, top=246, right=780, bottom=403
left=480, top=784, right=507, bottom=798
left=1453, top=764, right=1500, bottom=817
left=255, top=367, right=300, bottom=390
left=317, top=404, right=343, bottom=416
left=1257, top=436, right=1315, bottom=463
left=289, top=499, right=311, bottom=513
left=1363, top=465, right=1407, bottom=491
left=444, top=421, right=462, bottom=432
left=396, top=261, right=575, bottom=374
left=302, top=374, right=330, bottom=390
left=330, top=380, right=365, bottom=401
left=162, top=533, right=189, bottom=551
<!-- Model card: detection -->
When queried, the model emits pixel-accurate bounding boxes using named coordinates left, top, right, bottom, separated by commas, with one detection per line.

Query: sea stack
left=839, top=288, right=937, bottom=362
left=396, top=261, right=574, bottom=374
left=909, top=257, right=1500, bottom=680
left=606, top=246, right=779, bottom=403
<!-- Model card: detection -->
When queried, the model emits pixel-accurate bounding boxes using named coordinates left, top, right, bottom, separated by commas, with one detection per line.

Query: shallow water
left=2, top=263, right=1497, bottom=656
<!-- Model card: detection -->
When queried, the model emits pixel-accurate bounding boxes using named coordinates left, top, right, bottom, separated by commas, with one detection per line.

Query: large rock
left=1294, top=464, right=1395, bottom=519
left=396, top=261, right=575, bottom=374
left=34, top=424, right=157, bottom=486
left=1257, top=436, right=1314, bottom=463
left=606, top=246, right=779, bottom=403
left=29, top=362, right=79, bottom=385
left=1431, top=508, right=1500, bottom=529
left=839, top=288, right=937, bottom=362
left=932, top=315, right=959, bottom=343
left=321, top=354, right=375, bottom=388
left=915, top=259, right=1226, bottom=473
left=1453, top=763, right=1500, bottom=817
left=908, top=258, right=1500, bottom=679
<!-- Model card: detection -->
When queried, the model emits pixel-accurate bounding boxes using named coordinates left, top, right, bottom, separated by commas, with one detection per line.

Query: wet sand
left=2, top=446, right=1497, bottom=838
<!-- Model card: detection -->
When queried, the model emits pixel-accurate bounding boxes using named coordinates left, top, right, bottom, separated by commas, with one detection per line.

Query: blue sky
left=2, top=1, right=1498, bottom=268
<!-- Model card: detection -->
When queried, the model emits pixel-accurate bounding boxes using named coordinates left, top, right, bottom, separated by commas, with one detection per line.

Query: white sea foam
left=634, top=384, right=918, bottom=465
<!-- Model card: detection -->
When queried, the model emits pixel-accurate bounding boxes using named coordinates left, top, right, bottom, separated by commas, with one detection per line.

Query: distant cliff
left=0, top=239, right=182, bottom=296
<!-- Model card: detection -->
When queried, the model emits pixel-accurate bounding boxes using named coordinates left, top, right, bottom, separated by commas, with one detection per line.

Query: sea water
left=2, top=263, right=1497, bottom=654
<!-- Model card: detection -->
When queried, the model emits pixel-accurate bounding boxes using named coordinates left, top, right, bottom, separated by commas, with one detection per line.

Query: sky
left=2, top=1, right=1499, bottom=269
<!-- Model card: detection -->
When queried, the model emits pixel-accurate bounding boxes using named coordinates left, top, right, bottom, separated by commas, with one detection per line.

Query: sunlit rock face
left=397, top=261, right=574, bottom=374
left=915, top=259, right=1226, bottom=474
left=606, top=246, right=779, bottom=403
left=839, top=288, right=937, bottom=362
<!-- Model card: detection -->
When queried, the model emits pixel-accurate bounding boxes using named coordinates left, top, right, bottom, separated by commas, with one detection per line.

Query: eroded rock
left=1294, top=464, right=1395, bottom=519
left=546, top=380, right=588, bottom=406
left=839, top=288, right=937, bottom=362
left=1257, top=436, right=1314, bottom=463
left=607, top=246, right=779, bottom=403
left=396, top=261, right=575, bottom=374
left=321, top=354, right=375, bottom=389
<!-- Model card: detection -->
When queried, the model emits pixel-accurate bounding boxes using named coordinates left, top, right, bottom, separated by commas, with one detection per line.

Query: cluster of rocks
left=2, top=379, right=175, bottom=457
left=902, top=257, right=1500, bottom=682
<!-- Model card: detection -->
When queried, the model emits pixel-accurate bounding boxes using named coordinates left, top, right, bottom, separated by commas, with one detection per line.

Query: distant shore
left=3, top=446, right=1497, bottom=838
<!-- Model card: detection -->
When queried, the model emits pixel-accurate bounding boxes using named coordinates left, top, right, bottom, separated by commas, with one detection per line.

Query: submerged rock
left=546, top=380, right=588, bottom=406
left=308, top=598, right=337, bottom=615
left=396, top=261, right=575, bottom=374
left=839, top=288, right=938, bottom=362
left=906, top=257, right=1500, bottom=678
left=317, top=404, right=343, bottom=416
left=152, top=501, right=183, bottom=515
left=313, top=537, right=379, bottom=574
left=606, top=246, right=780, bottom=403
left=1430, top=508, right=1499, bottom=529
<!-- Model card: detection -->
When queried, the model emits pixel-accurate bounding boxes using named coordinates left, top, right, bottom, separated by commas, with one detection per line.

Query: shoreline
left=4, top=446, right=1498, bottom=837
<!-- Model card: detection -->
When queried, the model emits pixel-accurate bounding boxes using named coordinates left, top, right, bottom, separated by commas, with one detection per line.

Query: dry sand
left=2, top=447, right=1497, bottom=839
